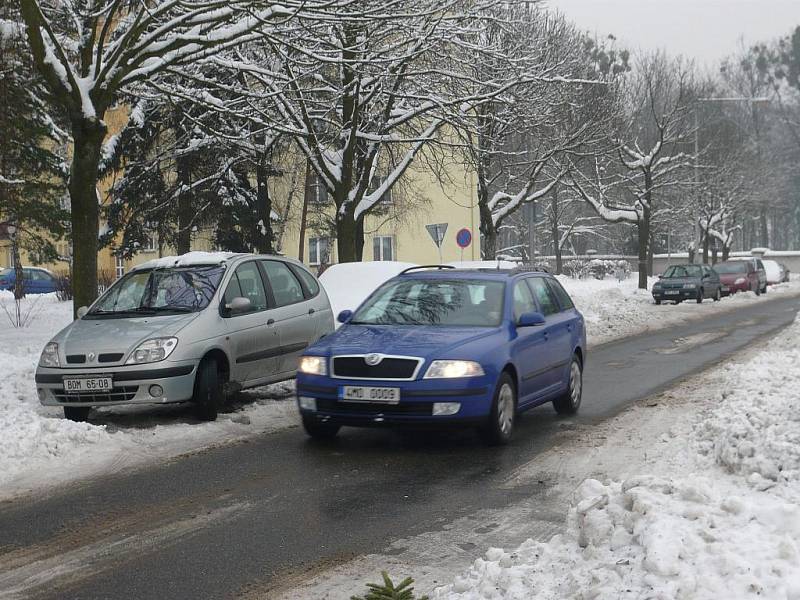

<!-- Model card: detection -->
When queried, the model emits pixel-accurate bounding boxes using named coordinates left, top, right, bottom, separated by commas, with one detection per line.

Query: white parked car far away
left=761, top=259, right=784, bottom=285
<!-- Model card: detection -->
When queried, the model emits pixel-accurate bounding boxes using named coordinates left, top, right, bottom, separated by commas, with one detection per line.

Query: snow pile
left=435, top=317, right=800, bottom=600
left=319, top=261, right=417, bottom=316
left=696, top=323, right=800, bottom=491
left=134, top=251, right=244, bottom=270
left=0, top=292, right=298, bottom=500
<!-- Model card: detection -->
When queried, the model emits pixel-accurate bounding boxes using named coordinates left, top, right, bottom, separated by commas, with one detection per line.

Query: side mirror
left=517, top=311, right=546, bottom=327
left=226, top=296, right=252, bottom=315
left=337, top=310, right=353, bottom=324
left=76, top=306, right=88, bottom=318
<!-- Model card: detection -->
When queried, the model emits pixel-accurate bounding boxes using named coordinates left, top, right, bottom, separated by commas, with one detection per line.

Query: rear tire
left=754, top=282, right=761, bottom=296
left=655, top=299, right=662, bottom=305
left=481, top=373, right=516, bottom=446
left=193, top=358, right=224, bottom=421
left=713, top=287, right=721, bottom=302
left=762, top=284, right=767, bottom=294
left=696, top=289, right=704, bottom=304
left=64, top=406, right=90, bottom=422
left=302, top=416, right=340, bottom=440
left=553, top=356, right=583, bottom=415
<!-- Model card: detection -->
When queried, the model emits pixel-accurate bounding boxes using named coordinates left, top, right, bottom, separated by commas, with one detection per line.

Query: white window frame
left=309, top=237, right=331, bottom=266
left=143, top=233, right=157, bottom=253
left=115, top=257, right=125, bottom=279
left=311, top=177, right=328, bottom=205
left=373, top=235, right=395, bottom=261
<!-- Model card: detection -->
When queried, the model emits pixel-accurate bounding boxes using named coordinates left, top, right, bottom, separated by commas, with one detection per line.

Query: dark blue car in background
left=296, top=266, right=586, bottom=445
left=0, top=267, right=58, bottom=294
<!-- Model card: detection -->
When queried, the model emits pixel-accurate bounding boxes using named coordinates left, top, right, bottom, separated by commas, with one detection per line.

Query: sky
left=545, top=0, right=800, bottom=68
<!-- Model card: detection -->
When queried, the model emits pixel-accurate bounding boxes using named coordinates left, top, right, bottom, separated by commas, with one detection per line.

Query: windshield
left=663, top=265, right=702, bottom=279
left=713, top=262, right=746, bottom=274
left=89, top=265, right=226, bottom=316
left=351, top=278, right=505, bottom=327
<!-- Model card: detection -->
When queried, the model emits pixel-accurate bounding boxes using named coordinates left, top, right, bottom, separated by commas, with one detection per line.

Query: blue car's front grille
left=316, top=399, right=433, bottom=416
left=332, top=356, right=421, bottom=380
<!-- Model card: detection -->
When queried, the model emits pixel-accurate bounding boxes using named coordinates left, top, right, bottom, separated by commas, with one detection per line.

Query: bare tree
left=19, top=0, right=313, bottom=313
left=571, top=51, right=697, bottom=289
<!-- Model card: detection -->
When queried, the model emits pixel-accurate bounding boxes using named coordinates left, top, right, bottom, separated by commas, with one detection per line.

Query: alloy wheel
left=497, top=383, right=514, bottom=435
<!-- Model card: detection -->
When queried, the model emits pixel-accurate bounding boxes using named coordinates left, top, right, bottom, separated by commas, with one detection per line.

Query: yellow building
left=2, top=128, right=482, bottom=277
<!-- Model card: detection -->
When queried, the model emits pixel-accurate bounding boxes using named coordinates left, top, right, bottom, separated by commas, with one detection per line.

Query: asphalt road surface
left=1, top=293, right=798, bottom=600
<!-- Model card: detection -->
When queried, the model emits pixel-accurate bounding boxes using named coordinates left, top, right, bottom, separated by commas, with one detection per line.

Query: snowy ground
left=432, top=315, right=800, bottom=600
left=0, top=292, right=300, bottom=501
left=276, top=313, right=800, bottom=600
left=1, top=272, right=798, bottom=502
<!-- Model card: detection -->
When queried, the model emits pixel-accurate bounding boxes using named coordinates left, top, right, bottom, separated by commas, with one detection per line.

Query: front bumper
left=35, top=361, right=199, bottom=407
left=652, top=288, right=699, bottom=301
left=296, top=373, right=495, bottom=427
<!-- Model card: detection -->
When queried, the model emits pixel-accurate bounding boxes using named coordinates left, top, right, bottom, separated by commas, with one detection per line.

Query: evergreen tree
left=0, top=4, right=68, bottom=284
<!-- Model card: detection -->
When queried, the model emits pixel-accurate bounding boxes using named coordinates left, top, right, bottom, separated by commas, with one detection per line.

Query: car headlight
left=125, top=337, right=178, bottom=365
left=734, top=277, right=746, bottom=285
left=299, top=356, right=327, bottom=376
left=39, top=342, right=60, bottom=368
left=683, top=283, right=696, bottom=289
left=424, top=360, right=485, bottom=379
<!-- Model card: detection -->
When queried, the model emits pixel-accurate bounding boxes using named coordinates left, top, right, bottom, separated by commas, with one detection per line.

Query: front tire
left=713, top=287, right=721, bottom=302
left=302, top=416, right=340, bottom=440
left=696, top=289, right=704, bottom=304
left=553, top=356, right=583, bottom=415
left=481, top=373, right=516, bottom=446
left=64, top=406, right=90, bottom=422
left=193, top=358, right=224, bottom=421
left=754, top=282, right=761, bottom=296
left=655, top=298, right=662, bottom=305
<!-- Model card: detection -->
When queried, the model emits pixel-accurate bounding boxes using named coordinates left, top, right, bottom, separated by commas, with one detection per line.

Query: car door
left=222, top=261, right=280, bottom=384
left=22, top=269, right=37, bottom=294
left=260, top=259, right=318, bottom=375
left=289, top=263, right=335, bottom=339
left=509, top=279, right=552, bottom=405
left=527, top=276, right=572, bottom=390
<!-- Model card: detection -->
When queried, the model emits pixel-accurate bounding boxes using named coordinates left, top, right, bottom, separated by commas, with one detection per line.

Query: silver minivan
left=35, top=252, right=334, bottom=421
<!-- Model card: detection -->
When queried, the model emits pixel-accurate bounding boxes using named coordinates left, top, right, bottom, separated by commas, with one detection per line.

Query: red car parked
left=714, top=260, right=761, bottom=296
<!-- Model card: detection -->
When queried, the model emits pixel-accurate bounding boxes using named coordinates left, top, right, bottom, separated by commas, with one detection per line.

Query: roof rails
left=510, top=263, right=550, bottom=274
left=399, top=265, right=457, bottom=275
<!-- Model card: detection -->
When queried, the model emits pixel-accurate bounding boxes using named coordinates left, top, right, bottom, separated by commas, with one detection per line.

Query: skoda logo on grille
left=364, top=353, right=383, bottom=366
left=87, top=352, right=96, bottom=363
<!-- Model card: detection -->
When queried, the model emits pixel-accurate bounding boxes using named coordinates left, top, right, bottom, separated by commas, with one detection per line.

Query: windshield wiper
left=145, top=305, right=196, bottom=313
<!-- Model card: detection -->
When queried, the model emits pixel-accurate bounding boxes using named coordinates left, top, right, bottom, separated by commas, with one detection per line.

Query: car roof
left=132, top=252, right=301, bottom=272
left=396, top=267, right=550, bottom=281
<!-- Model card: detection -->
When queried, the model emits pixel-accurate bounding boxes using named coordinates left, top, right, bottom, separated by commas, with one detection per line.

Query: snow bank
left=435, top=316, right=800, bottom=600
left=319, top=261, right=417, bottom=316
left=0, top=292, right=298, bottom=500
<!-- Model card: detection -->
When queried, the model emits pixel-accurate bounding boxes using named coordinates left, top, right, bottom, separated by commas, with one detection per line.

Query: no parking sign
left=456, top=228, right=472, bottom=249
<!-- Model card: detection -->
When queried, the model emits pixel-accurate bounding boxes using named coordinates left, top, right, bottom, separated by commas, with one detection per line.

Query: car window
left=289, top=264, right=320, bottom=299
left=224, top=262, right=268, bottom=312
left=512, top=281, right=538, bottom=321
left=262, top=261, right=305, bottom=307
left=757, top=260, right=765, bottom=270
left=545, top=278, right=575, bottom=310
left=527, top=277, right=560, bottom=316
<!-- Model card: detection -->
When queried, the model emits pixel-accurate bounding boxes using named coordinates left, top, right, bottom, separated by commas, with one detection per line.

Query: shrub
left=54, top=272, right=72, bottom=301
left=351, top=572, right=429, bottom=600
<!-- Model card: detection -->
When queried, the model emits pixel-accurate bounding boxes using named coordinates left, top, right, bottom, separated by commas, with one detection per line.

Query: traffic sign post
left=456, top=228, right=472, bottom=262
left=425, top=223, right=448, bottom=263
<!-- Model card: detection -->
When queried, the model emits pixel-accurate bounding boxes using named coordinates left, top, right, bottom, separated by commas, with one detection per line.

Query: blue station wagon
left=296, top=266, right=587, bottom=444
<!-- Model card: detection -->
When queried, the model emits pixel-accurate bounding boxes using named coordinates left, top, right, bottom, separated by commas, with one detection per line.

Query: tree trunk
left=711, top=243, right=718, bottom=265
left=298, top=161, right=312, bottom=262
left=255, top=159, right=274, bottom=254
left=175, top=153, right=192, bottom=254
left=336, top=208, right=358, bottom=263
left=759, top=207, right=769, bottom=249
left=11, top=230, right=24, bottom=300
left=69, top=119, right=106, bottom=317
left=637, top=208, right=650, bottom=290
left=355, top=215, right=365, bottom=261
left=702, top=232, right=709, bottom=264
left=722, top=244, right=730, bottom=261
left=550, top=186, right=562, bottom=274
left=478, top=197, right=496, bottom=260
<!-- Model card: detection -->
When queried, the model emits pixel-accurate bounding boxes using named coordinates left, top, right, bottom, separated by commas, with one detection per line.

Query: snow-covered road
left=1, top=275, right=798, bottom=501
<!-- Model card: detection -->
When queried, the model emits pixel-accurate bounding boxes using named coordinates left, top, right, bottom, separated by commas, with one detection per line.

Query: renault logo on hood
left=87, top=352, right=96, bottom=362
left=364, top=353, right=383, bottom=366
